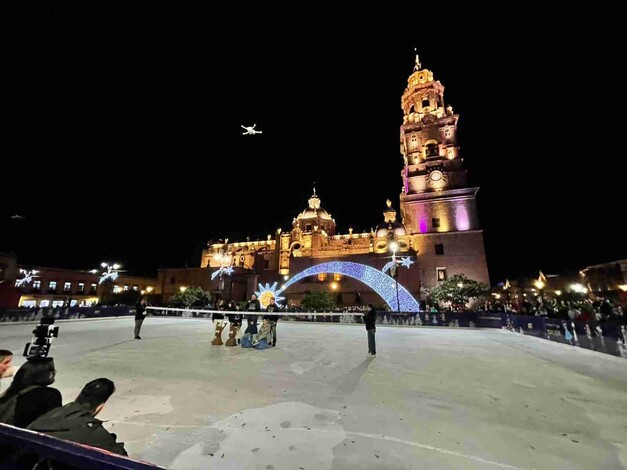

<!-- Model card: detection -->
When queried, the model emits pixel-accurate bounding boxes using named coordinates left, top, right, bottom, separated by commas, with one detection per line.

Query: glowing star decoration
left=99, top=265, right=119, bottom=284
left=15, top=269, right=38, bottom=287
left=255, top=282, right=286, bottom=309
left=281, top=261, right=420, bottom=312
left=211, top=266, right=234, bottom=281
left=241, top=124, right=262, bottom=135
left=381, top=257, right=413, bottom=274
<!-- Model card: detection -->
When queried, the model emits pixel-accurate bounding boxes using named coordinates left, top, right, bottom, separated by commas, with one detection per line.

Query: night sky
left=2, top=3, right=624, bottom=284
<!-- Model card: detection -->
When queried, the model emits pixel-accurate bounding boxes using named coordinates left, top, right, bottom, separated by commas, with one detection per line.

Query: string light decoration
left=99, top=263, right=120, bottom=285
left=381, top=256, right=414, bottom=274
left=279, top=261, right=420, bottom=312
left=211, top=266, right=234, bottom=280
left=15, top=269, right=39, bottom=287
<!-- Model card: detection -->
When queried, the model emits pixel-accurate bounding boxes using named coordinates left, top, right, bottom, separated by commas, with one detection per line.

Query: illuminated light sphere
left=280, top=261, right=420, bottom=312
left=255, top=282, right=286, bottom=308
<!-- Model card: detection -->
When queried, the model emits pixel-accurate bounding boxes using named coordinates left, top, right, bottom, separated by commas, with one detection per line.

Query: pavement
left=1, top=317, right=626, bottom=469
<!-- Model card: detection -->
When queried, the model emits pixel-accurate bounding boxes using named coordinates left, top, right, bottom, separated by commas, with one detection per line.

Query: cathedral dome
left=375, top=222, right=407, bottom=238
left=375, top=199, right=407, bottom=237
left=296, top=189, right=333, bottom=221
left=298, top=206, right=332, bottom=220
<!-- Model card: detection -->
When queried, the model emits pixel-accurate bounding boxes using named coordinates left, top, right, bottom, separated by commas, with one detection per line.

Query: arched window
left=426, top=143, right=439, bottom=158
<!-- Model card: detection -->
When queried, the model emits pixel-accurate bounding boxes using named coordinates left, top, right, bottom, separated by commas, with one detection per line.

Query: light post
left=534, top=280, right=545, bottom=305
left=390, top=241, right=400, bottom=313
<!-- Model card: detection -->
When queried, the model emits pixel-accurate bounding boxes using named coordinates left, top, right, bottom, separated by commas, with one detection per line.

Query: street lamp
left=389, top=241, right=400, bottom=313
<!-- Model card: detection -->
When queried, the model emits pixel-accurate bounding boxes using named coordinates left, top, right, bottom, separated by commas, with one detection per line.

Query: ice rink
left=1, top=317, right=626, bottom=469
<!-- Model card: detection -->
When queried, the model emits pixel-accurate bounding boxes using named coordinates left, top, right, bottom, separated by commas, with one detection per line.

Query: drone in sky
left=241, top=124, right=262, bottom=135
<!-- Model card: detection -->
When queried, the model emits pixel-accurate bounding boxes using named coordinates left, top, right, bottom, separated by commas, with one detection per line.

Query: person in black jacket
left=364, top=304, right=377, bottom=357
left=134, top=297, right=147, bottom=339
left=265, top=297, right=281, bottom=347
left=27, top=378, right=127, bottom=456
left=0, top=357, right=62, bottom=428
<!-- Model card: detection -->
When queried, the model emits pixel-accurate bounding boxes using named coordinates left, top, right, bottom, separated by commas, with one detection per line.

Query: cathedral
left=192, top=54, right=489, bottom=308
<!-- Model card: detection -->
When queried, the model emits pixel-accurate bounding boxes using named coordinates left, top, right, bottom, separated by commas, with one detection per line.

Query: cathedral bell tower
left=399, top=51, right=480, bottom=234
left=399, top=51, right=489, bottom=286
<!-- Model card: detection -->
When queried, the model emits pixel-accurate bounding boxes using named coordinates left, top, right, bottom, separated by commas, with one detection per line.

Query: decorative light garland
left=279, top=261, right=420, bottom=312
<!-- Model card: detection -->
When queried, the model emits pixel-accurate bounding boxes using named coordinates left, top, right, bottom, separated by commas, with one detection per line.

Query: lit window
left=436, top=267, right=447, bottom=281
left=33, top=280, right=41, bottom=290
left=123, top=285, right=129, bottom=291
left=317, top=273, right=327, bottom=281
left=113, top=285, right=121, bottom=294
left=49, top=281, right=57, bottom=290
left=90, top=283, right=97, bottom=292
left=78, top=282, right=85, bottom=292
left=333, top=273, right=342, bottom=281
left=133, top=285, right=138, bottom=291
left=64, top=282, right=71, bottom=292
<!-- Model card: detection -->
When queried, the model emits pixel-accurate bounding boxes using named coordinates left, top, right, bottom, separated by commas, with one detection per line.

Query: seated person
left=240, top=318, right=259, bottom=348
left=244, top=317, right=258, bottom=335
left=0, top=357, right=62, bottom=428
left=253, top=317, right=273, bottom=349
left=27, top=378, right=127, bottom=456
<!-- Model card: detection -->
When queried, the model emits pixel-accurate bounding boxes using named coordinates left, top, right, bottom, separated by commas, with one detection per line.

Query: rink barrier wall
left=0, top=423, right=165, bottom=469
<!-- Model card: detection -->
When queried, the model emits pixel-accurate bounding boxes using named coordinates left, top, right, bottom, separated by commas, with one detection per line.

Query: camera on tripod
left=23, top=317, right=59, bottom=359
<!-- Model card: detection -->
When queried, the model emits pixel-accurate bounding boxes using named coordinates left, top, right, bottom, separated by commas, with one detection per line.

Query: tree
left=428, top=274, right=489, bottom=311
left=169, top=287, right=212, bottom=309
left=300, top=291, right=336, bottom=311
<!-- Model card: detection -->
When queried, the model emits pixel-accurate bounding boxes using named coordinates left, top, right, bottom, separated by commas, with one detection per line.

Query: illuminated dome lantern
left=294, top=187, right=336, bottom=236
left=375, top=199, right=407, bottom=238
left=373, top=200, right=410, bottom=254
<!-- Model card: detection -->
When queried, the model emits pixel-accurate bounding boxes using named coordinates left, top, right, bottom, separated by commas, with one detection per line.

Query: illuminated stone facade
left=201, top=55, right=489, bottom=307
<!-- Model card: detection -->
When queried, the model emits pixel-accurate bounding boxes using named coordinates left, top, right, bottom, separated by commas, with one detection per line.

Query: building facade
left=193, top=55, right=490, bottom=309
left=13, top=266, right=158, bottom=308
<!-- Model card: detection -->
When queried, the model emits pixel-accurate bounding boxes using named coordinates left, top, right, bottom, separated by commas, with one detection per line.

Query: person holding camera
left=0, top=357, right=62, bottom=427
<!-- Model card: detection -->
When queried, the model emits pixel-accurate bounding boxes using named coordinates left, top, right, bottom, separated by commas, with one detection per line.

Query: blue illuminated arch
left=278, top=261, right=420, bottom=312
